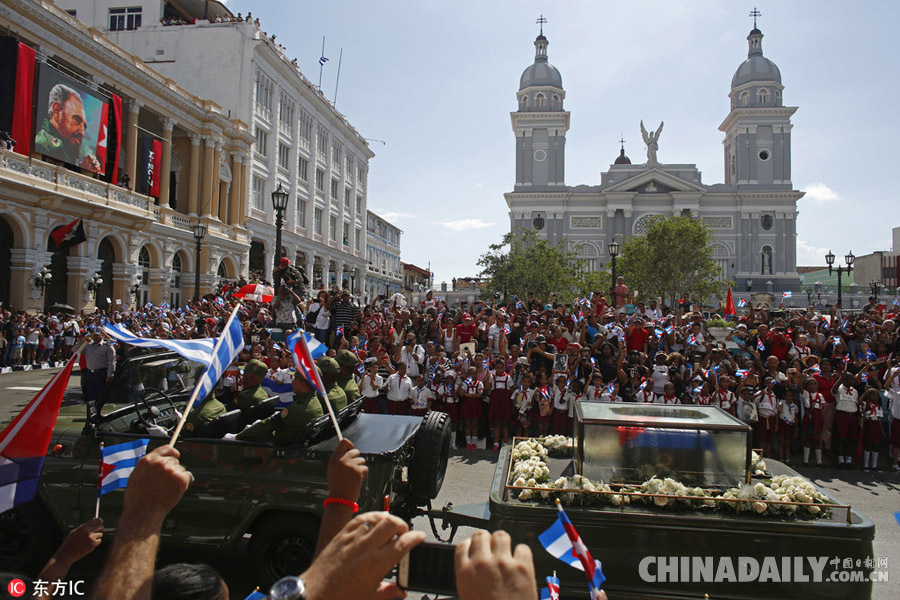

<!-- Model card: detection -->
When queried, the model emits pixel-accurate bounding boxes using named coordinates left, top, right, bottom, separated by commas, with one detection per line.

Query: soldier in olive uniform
left=184, top=395, right=227, bottom=436
left=234, top=359, right=270, bottom=425
left=335, top=349, right=361, bottom=405
left=237, top=375, right=324, bottom=445
left=317, top=356, right=348, bottom=412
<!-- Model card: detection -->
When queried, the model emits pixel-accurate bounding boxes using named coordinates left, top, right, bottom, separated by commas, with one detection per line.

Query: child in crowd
left=754, top=377, right=779, bottom=458
left=802, top=377, right=825, bottom=467
left=512, top=373, right=533, bottom=437
left=861, top=389, right=883, bottom=472
left=551, top=373, right=569, bottom=435
left=777, top=388, right=799, bottom=463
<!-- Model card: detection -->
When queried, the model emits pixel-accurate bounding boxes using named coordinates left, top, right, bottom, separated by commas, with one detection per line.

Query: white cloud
left=434, top=219, right=495, bottom=232
left=377, top=211, right=415, bottom=222
left=801, top=183, right=839, bottom=203
left=796, top=240, right=831, bottom=267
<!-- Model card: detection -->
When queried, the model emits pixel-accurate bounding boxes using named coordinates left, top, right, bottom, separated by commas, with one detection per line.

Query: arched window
left=519, top=95, right=528, bottom=110
left=775, top=90, right=781, bottom=105
left=575, top=243, right=600, bottom=272
left=710, top=244, right=729, bottom=280
left=552, top=94, right=561, bottom=109
left=740, top=91, right=749, bottom=107
left=138, top=246, right=151, bottom=307
left=171, top=253, right=182, bottom=308
left=535, top=93, right=545, bottom=108
left=757, top=88, right=769, bottom=104
left=761, top=245, right=773, bottom=275
left=633, top=213, right=662, bottom=235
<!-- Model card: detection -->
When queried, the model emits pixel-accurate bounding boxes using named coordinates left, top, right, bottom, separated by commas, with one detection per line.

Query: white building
left=60, top=0, right=374, bottom=292
left=365, top=211, right=402, bottom=302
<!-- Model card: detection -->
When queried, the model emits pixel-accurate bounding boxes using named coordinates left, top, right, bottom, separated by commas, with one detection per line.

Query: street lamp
left=271, top=183, right=289, bottom=289
left=608, top=239, right=619, bottom=300
left=86, top=271, right=104, bottom=298
left=192, top=221, right=207, bottom=302
left=32, top=266, right=52, bottom=296
left=825, top=249, right=853, bottom=307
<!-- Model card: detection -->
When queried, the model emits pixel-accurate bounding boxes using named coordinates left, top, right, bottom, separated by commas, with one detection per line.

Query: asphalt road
left=2, top=368, right=897, bottom=599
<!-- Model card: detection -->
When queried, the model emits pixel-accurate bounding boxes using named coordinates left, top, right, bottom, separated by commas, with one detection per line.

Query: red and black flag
left=50, top=218, right=87, bottom=251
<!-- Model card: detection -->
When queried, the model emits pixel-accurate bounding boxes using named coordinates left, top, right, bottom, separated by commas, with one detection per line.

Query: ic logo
left=7, top=579, right=26, bottom=598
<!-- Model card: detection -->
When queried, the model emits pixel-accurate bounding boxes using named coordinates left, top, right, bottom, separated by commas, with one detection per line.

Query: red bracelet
left=323, top=497, right=359, bottom=513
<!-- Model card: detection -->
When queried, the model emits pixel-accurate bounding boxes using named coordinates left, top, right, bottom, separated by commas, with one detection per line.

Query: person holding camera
left=394, top=334, right=425, bottom=378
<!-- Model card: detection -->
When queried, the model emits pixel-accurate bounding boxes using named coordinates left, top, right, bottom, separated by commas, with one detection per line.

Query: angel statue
left=640, top=120, right=664, bottom=165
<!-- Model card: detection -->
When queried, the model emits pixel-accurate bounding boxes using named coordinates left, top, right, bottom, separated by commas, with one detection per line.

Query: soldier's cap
left=317, top=356, right=340, bottom=375
left=336, top=349, right=358, bottom=369
left=244, top=359, right=268, bottom=377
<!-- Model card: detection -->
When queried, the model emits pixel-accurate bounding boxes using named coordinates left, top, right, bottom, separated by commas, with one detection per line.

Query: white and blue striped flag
left=191, top=305, right=245, bottom=406
left=103, top=323, right=217, bottom=366
left=98, top=439, right=149, bottom=496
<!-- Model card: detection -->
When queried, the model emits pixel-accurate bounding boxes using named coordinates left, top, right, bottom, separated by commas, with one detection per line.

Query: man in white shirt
left=385, top=362, right=415, bottom=415
left=394, top=334, right=425, bottom=378
left=360, top=358, right=384, bottom=414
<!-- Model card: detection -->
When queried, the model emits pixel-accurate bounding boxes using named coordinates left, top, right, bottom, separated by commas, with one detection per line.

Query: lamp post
left=825, top=249, right=854, bottom=307
left=271, top=183, right=289, bottom=289
left=608, top=239, right=619, bottom=301
left=86, top=271, right=104, bottom=299
left=192, top=221, right=207, bottom=302
left=32, top=266, right=52, bottom=296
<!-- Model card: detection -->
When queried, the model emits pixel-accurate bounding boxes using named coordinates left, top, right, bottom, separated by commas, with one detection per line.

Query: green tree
left=477, top=229, right=603, bottom=303
left=617, top=216, right=727, bottom=308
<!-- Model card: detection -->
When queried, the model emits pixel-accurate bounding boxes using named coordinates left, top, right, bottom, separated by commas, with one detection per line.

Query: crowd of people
left=4, top=264, right=900, bottom=471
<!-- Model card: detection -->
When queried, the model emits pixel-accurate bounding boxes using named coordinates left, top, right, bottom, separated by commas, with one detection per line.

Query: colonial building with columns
left=505, top=25, right=803, bottom=291
left=0, top=0, right=252, bottom=313
left=365, top=211, right=403, bottom=301
left=59, top=0, right=374, bottom=295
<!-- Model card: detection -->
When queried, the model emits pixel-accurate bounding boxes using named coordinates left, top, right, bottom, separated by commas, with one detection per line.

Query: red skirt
left=835, top=411, right=859, bottom=440
left=362, top=396, right=381, bottom=414
left=892, top=419, right=900, bottom=446
left=756, top=415, right=776, bottom=443
left=411, top=408, right=427, bottom=417
left=552, top=408, right=570, bottom=435
left=863, top=420, right=883, bottom=445
left=388, top=400, right=410, bottom=415
left=461, top=396, right=482, bottom=421
left=444, top=402, right=459, bottom=424
left=779, top=421, right=795, bottom=442
left=488, top=388, right=512, bottom=421
left=531, top=403, right=552, bottom=424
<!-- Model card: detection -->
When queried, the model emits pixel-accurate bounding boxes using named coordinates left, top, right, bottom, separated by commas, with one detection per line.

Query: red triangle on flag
left=100, top=461, right=116, bottom=480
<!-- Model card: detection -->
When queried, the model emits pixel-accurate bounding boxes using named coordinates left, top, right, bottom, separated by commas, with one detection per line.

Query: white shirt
left=386, top=373, right=414, bottom=402
left=835, top=385, right=859, bottom=414
left=411, top=386, right=434, bottom=410
left=491, top=372, right=511, bottom=391
left=757, top=391, right=778, bottom=417
left=778, top=400, right=798, bottom=424
left=398, top=345, right=425, bottom=377
left=553, top=387, right=568, bottom=411
left=360, top=372, right=384, bottom=398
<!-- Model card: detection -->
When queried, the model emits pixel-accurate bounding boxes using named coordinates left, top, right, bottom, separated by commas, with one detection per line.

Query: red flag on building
left=50, top=217, right=87, bottom=251
left=724, top=287, right=736, bottom=319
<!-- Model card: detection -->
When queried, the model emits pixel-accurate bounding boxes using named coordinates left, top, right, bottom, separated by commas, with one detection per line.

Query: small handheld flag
left=98, top=439, right=149, bottom=497
left=288, top=330, right=343, bottom=440
left=757, top=338, right=766, bottom=352
left=737, top=298, right=748, bottom=308
left=782, top=291, right=792, bottom=299
left=540, top=573, right=561, bottom=600
left=539, top=499, right=606, bottom=596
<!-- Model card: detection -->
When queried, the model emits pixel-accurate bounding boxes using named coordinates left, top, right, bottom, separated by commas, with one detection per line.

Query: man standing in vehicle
left=82, top=330, right=115, bottom=407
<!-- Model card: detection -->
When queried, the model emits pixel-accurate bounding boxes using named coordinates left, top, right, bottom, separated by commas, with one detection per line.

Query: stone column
left=335, top=259, right=345, bottom=289
left=306, top=256, right=315, bottom=289
left=9, top=248, right=34, bottom=312
left=124, top=99, right=142, bottom=185
left=228, top=152, right=243, bottom=225
left=210, top=138, right=223, bottom=220
left=239, top=161, right=249, bottom=223
left=200, top=137, right=215, bottom=217
left=188, top=134, right=201, bottom=216
left=158, top=117, right=175, bottom=208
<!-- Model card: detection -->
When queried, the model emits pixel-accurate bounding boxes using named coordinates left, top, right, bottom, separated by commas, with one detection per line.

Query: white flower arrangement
left=751, top=451, right=768, bottom=477
left=508, top=436, right=832, bottom=519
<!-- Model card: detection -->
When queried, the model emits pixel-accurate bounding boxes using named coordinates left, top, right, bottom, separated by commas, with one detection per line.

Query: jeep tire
left=0, top=497, right=62, bottom=574
left=409, top=411, right=451, bottom=503
left=248, top=513, right=319, bottom=589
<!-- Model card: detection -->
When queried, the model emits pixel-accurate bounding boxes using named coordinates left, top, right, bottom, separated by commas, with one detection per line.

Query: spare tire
left=409, top=411, right=451, bottom=503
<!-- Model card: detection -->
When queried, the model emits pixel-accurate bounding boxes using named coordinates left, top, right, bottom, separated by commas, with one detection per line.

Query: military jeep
left=0, top=351, right=451, bottom=587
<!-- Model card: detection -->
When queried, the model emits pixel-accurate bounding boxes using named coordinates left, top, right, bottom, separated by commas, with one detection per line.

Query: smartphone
left=397, top=541, right=457, bottom=595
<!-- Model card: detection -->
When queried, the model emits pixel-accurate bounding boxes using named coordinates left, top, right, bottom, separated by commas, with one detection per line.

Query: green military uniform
left=185, top=398, right=227, bottom=435
left=318, top=356, right=348, bottom=411
left=335, top=349, right=361, bottom=405
left=236, top=384, right=269, bottom=419
left=236, top=391, right=324, bottom=445
left=35, top=119, right=80, bottom=164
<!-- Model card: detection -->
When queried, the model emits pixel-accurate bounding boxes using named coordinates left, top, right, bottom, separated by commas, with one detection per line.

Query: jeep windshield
left=97, top=352, right=208, bottom=417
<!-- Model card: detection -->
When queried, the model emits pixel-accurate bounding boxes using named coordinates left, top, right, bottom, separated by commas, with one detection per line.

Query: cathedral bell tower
left=511, top=31, right=569, bottom=192
left=719, top=24, right=797, bottom=189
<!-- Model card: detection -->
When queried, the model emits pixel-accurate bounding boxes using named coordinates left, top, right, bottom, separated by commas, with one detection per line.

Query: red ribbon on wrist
left=323, top=497, right=359, bottom=513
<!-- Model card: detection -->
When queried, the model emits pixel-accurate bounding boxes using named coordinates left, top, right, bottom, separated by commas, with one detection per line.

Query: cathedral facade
left=504, top=26, right=802, bottom=291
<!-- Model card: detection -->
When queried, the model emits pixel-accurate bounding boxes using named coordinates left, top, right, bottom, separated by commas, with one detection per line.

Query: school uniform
left=488, top=372, right=513, bottom=421
left=756, top=390, right=778, bottom=444
left=460, top=378, right=484, bottom=421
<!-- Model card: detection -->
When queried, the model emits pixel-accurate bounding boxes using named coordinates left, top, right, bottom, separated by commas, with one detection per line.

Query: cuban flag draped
left=262, top=372, right=295, bottom=409
left=539, top=574, right=561, bottom=600
left=0, top=356, right=77, bottom=514
left=98, top=439, right=149, bottom=496
left=286, top=331, right=327, bottom=395
left=539, top=500, right=606, bottom=595
left=191, top=305, right=245, bottom=406
left=104, top=323, right=217, bottom=366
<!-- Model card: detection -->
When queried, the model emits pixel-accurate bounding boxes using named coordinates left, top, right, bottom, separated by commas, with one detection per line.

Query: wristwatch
left=268, top=576, right=306, bottom=600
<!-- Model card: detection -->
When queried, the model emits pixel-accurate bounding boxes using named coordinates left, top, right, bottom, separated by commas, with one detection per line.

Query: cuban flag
left=98, top=439, right=149, bottom=496
left=104, top=323, right=218, bottom=365
left=287, top=331, right=326, bottom=395
left=233, top=284, right=275, bottom=303
left=540, top=574, right=561, bottom=600
left=687, top=334, right=698, bottom=346
left=664, top=325, right=675, bottom=335
left=214, top=296, right=225, bottom=308
left=782, top=291, right=792, bottom=299
left=0, top=356, right=77, bottom=514
left=737, top=298, right=748, bottom=308
left=190, top=305, right=245, bottom=406
left=735, top=369, right=750, bottom=378
left=262, top=373, right=295, bottom=409
left=757, top=338, right=766, bottom=352
left=539, top=500, right=606, bottom=595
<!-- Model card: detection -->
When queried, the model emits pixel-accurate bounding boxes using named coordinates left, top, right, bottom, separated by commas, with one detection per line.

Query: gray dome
left=732, top=55, right=781, bottom=88
left=731, top=28, right=781, bottom=89
left=519, top=34, right=563, bottom=90
left=520, top=61, right=563, bottom=90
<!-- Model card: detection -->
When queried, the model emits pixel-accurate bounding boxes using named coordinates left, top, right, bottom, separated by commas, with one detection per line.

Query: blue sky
left=223, top=0, right=900, bottom=285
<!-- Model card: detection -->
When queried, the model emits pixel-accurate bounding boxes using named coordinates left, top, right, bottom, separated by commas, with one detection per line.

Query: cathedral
left=504, top=24, right=802, bottom=291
